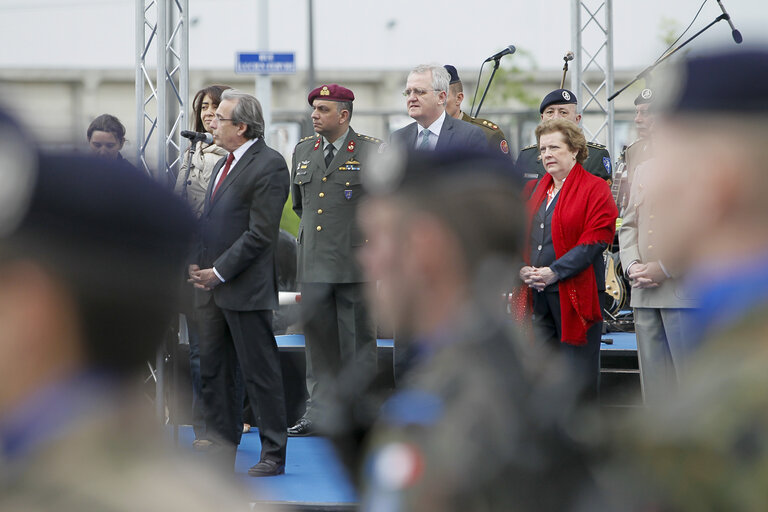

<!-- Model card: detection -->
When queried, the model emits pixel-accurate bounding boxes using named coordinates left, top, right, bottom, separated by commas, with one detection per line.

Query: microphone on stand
left=181, top=130, right=214, bottom=144
left=483, top=45, right=516, bottom=63
left=717, top=0, right=743, bottom=44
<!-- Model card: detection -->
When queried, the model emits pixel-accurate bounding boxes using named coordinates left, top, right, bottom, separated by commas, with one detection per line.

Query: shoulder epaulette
left=587, top=141, right=606, bottom=149
left=297, top=135, right=318, bottom=144
left=471, top=117, right=501, bottom=131
left=522, top=143, right=537, bottom=151
left=356, top=133, right=383, bottom=144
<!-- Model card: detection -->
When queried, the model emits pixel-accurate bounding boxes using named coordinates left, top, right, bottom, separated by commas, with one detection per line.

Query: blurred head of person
left=87, top=114, right=126, bottom=159
left=308, top=84, right=354, bottom=143
left=536, top=118, right=588, bottom=183
left=192, top=84, right=231, bottom=135
left=0, top=130, right=194, bottom=413
left=540, top=89, right=581, bottom=124
left=443, top=64, right=463, bottom=119
left=210, top=89, right=264, bottom=152
left=650, top=48, right=768, bottom=273
left=634, top=88, right=656, bottom=139
left=404, top=64, right=449, bottom=128
left=358, top=149, right=522, bottom=341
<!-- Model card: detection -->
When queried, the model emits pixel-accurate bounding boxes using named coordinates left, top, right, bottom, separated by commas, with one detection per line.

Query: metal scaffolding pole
left=571, top=0, right=615, bottom=158
left=135, top=0, right=189, bottom=422
left=135, top=0, right=189, bottom=184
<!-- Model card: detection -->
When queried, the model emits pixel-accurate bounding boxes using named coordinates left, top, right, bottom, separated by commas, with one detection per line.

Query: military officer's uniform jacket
left=623, top=138, right=652, bottom=189
left=291, top=127, right=381, bottom=283
left=517, top=141, right=612, bottom=181
left=460, top=112, right=510, bottom=157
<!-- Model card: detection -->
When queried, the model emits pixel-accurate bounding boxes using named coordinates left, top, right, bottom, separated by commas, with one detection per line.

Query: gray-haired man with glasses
left=390, top=63, right=486, bottom=152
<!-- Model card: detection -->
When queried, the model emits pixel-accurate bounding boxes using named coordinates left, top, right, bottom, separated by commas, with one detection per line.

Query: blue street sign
left=235, top=52, right=296, bottom=74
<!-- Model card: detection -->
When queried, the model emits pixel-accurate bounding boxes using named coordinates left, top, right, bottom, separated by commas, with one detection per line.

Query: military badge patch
left=347, top=140, right=355, bottom=152
left=297, top=160, right=310, bottom=171
left=603, top=156, right=612, bottom=174
left=562, top=90, right=571, bottom=101
left=340, top=160, right=361, bottom=171
left=320, top=85, right=330, bottom=96
left=500, top=140, right=509, bottom=154
left=344, top=189, right=352, bottom=200
left=313, top=139, right=321, bottom=150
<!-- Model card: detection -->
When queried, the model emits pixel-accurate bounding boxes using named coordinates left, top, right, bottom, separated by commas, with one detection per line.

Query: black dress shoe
left=248, top=459, right=285, bottom=477
left=287, top=417, right=315, bottom=436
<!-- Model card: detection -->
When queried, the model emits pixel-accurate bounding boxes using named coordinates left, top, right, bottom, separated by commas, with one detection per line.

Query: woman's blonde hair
left=535, top=118, right=589, bottom=164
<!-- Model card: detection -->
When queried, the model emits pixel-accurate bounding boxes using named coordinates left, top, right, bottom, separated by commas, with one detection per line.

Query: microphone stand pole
left=609, top=14, right=729, bottom=102
left=473, top=57, right=501, bottom=118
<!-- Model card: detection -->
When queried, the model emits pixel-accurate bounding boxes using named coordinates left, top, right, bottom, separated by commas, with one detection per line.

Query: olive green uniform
left=460, top=112, right=510, bottom=157
left=291, top=128, right=380, bottom=420
left=517, top=141, right=612, bottom=182
left=361, top=316, right=597, bottom=511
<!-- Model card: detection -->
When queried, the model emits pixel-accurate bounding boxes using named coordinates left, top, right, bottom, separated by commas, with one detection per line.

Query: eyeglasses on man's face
left=402, top=88, right=436, bottom=97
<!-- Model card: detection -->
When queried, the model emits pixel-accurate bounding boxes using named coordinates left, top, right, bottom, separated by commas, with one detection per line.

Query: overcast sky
left=0, top=0, right=764, bottom=72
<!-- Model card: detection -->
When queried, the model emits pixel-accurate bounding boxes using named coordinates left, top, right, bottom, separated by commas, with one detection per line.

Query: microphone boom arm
left=609, top=13, right=730, bottom=102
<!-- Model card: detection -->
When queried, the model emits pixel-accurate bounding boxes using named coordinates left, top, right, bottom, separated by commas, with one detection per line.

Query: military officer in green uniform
left=517, top=88, right=612, bottom=182
left=443, top=64, right=511, bottom=157
left=288, top=84, right=380, bottom=436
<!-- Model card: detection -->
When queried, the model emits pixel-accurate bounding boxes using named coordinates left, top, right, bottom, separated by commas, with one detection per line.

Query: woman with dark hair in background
left=87, top=114, right=129, bottom=161
left=519, top=118, right=617, bottom=401
left=173, top=84, right=234, bottom=448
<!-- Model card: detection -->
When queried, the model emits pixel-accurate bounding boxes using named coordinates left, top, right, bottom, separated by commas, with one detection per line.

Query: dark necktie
left=211, top=153, right=234, bottom=200
left=325, top=144, right=335, bottom=168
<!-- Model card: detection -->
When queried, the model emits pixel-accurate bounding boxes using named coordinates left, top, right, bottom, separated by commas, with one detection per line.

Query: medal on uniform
left=344, top=190, right=352, bottom=200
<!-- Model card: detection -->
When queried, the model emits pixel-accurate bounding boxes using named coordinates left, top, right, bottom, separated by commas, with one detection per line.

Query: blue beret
left=539, top=88, right=578, bottom=114
left=663, top=48, right=768, bottom=114
left=443, top=64, right=461, bottom=84
left=634, top=88, right=654, bottom=106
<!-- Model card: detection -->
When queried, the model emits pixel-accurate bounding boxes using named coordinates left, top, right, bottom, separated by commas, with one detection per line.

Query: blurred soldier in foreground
left=599, top=48, right=768, bottom=510
left=443, top=64, right=511, bottom=156
left=517, top=89, right=612, bottom=182
left=0, top=111, right=249, bottom=510
left=289, top=84, right=380, bottom=436
left=356, top=149, right=600, bottom=511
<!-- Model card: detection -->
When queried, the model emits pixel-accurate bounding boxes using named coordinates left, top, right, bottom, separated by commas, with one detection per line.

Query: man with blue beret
left=443, top=64, right=511, bottom=157
left=517, top=88, right=612, bottom=182
left=288, top=84, right=380, bottom=436
left=0, top=110, right=251, bottom=509
left=348, top=149, right=600, bottom=511
left=596, top=47, right=768, bottom=511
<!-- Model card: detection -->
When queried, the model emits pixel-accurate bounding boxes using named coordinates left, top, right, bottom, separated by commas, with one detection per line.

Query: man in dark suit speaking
left=390, top=63, right=486, bottom=151
left=188, top=89, right=290, bottom=477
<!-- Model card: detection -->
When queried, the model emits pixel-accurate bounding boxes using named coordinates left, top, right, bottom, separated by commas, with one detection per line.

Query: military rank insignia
left=320, top=86, right=330, bottom=96
left=314, top=138, right=321, bottom=150
left=340, top=160, right=361, bottom=171
left=500, top=140, right=509, bottom=154
left=296, top=160, right=310, bottom=171
left=344, top=190, right=352, bottom=200
left=347, top=140, right=355, bottom=152
left=602, top=156, right=612, bottom=175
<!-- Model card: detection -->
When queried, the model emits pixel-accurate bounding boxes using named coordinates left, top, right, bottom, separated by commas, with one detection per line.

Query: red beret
left=307, top=84, right=355, bottom=106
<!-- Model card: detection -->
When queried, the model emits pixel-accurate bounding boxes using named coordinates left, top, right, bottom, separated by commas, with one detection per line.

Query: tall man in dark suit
left=390, top=64, right=486, bottom=151
left=188, top=89, right=290, bottom=477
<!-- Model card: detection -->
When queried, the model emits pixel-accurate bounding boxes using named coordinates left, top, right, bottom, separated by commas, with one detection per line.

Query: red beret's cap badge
left=320, top=86, right=330, bottom=96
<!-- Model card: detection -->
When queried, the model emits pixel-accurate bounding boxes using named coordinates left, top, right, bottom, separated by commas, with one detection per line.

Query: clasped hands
left=627, top=261, right=667, bottom=289
left=188, top=264, right=222, bottom=291
left=520, top=266, right=558, bottom=292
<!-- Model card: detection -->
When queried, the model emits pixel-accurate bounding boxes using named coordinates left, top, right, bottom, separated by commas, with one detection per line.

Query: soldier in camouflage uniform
left=443, top=64, right=511, bottom=157
left=356, top=150, right=600, bottom=511
left=517, top=89, right=612, bottom=182
left=596, top=48, right=768, bottom=511
left=288, top=84, right=381, bottom=436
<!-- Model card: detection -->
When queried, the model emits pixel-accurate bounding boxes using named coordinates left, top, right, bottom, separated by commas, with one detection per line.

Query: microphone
left=181, top=130, right=214, bottom=144
left=564, top=51, right=575, bottom=62
left=717, top=0, right=743, bottom=44
left=484, top=45, right=516, bottom=62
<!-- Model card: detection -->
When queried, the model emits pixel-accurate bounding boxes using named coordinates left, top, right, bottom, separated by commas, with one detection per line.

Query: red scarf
left=524, top=163, right=617, bottom=345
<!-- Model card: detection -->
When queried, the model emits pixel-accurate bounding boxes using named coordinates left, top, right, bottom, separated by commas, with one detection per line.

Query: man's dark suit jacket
left=197, top=138, right=290, bottom=311
left=389, top=112, right=487, bottom=151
